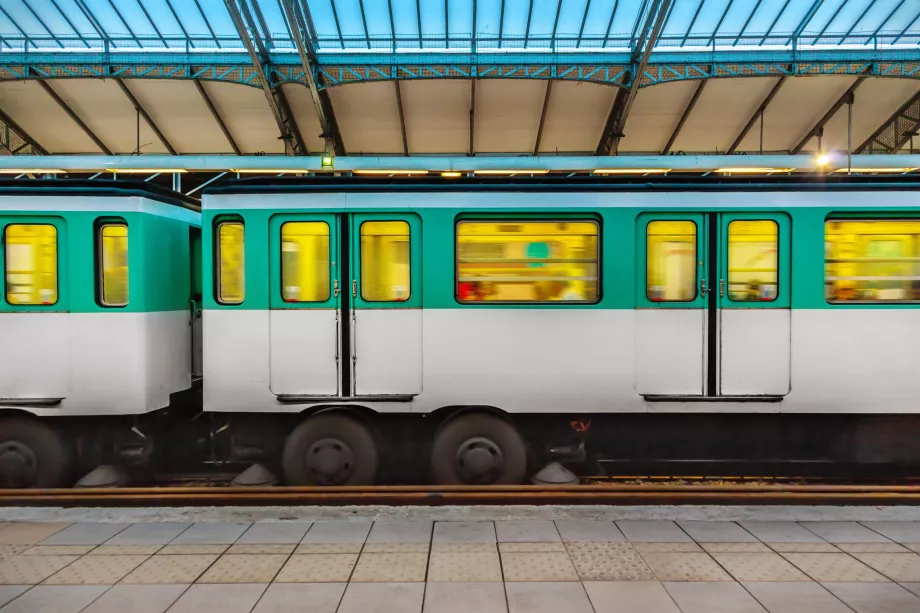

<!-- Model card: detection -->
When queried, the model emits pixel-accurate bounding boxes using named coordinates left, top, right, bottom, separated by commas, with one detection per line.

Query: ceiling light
left=594, top=168, right=671, bottom=174
left=833, top=168, right=916, bottom=173
left=816, top=154, right=831, bottom=166
left=715, top=167, right=792, bottom=174
left=105, top=168, right=188, bottom=174
left=230, top=169, right=309, bottom=174
left=441, top=171, right=463, bottom=178
left=353, top=169, right=429, bottom=175
left=473, top=169, right=550, bottom=175
left=0, top=169, right=65, bottom=174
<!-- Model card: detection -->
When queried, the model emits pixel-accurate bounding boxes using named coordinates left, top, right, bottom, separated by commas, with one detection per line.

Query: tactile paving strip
left=500, top=552, right=579, bottom=582
left=0, top=523, right=71, bottom=545
left=852, top=553, right=920, bottom=582
left=87, top=545, right=162, bottom=556
left=640, top=552, right=733, bottom=582
left=226, top=544, right=296, bottom=555
left=274, top=554, right=358, bottom=582
left=0, top=546, right=27, bottom=562
left=781, top=553, right=890, bottom=582
left=700, top=543, right=771, bottom=553
left=362, top=543, right=429, bottom=553
left=633, top=542, right=703, bottom=553
left=350, top=553, right=428, bottom=582
left=43, top=554, right=148, bottom=585
left=197, top=554, right=288, bottom=583
left=23, top=546, right=94, bottom=556
left=499, top=542, right=565, bottom=553
left=0, top=555, right=79, bottom=584
left=295, top=543, right=363, bottom=554
left=836, top=543, right=911, bottom=553
left=426, top=552, right=503, bottom=582
left=711, top=552, right=810, bottom=582
left=120, top=554, right=218, bottom=584
left=564, top=542, right=655, bottom=581
left=430, top=543, right=497, bottom=554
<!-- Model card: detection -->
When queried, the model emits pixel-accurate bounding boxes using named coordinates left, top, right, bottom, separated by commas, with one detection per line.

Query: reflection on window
left=99, top=224, right=128, bottom=307
left=728, top=220, right=778, bottom=302
left=456, top=221, right=599, bottom=303
left=217, top=221, right=245, bottom=304
left=361, top=221, right=410, bottom=302
left=647, top=221, right=696, bottom=302
left=825, top=220, right=920, bottom=303
left=282, top=221, right=330, bottom=302
left=4, top=224, right=58, bottom=306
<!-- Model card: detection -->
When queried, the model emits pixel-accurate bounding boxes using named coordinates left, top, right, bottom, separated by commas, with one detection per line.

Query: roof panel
left=0, top=80, right=99, bottom=153
left=619, top=80, right=700, bottom=153
left=280, top=83, right=325, bottom=153
left=399, top=79, right=470, bottom=153
left=327, top=81, right=404, bottom=154
left=474, top=79, right=546, bottom=153
left=201, top=80, right=285, bottom=154
left=537, top=80, right=616, bottom=153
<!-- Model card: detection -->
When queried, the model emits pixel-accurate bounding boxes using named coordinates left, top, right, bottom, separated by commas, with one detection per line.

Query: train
left=1, top=176, right=919, bottom=488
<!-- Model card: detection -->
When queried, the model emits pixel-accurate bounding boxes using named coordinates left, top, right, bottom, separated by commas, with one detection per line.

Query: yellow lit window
left=216, top=221, right=245, bottom=304
left=98, top=224, right=128, bottom=306
left=281, top=221, right=330, bottom=302
left=360, top=221, right=410, bottom=302
left=727, top=220, right=778, bottom=302
left=825, top=219, right=920, bottom=303
left=4, top=224, right=58, bottom=306
left=456, top=221, right=599, bottom=303
left=647, top=220, right=696, bottom=302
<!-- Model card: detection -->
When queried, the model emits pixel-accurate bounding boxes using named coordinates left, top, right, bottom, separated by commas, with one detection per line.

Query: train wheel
left=0, top=417, right=69, bottom=488
left=430, top=413, right=527, bottom=485
left=282, top=413, right=378, bottom=486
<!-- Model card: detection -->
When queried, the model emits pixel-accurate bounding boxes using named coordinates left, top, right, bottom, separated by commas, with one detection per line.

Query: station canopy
left=0, top=0, right=919, bottom=159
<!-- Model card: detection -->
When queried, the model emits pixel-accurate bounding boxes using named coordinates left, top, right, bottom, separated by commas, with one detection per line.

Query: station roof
left=0, top=1, right=918, bottom=159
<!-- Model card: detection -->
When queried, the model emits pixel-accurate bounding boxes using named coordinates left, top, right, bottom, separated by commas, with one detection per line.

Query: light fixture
left=105, top=168, right=188, bottom=174
left=715, top=167, right=793, bottom=174
left=230, top=169, right=310, bottom=174
left=593, top=168, right=671, bottom=175
left=353, top=169, right=429, bottom=175
left=473, top=169, right=550, bottom=175
left=833, top=168, right=917, bottom=173
left=321, top=155, right=334, bottom=169
left=816, top=154, right=831, bottom=166
left=0, top=169, right=65, bottom=174
left=441, top=171, right=463, bottom=178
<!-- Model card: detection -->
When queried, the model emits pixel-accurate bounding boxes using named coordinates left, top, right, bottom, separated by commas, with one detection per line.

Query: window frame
left=280, top=219, right=333, bottom=303
left=214, top=218, right=246, bottom=306
left=725, top=218, right=779, bottom=304
left=94, top=218, right=129, bottom=308
left=3, top=221, right=60, bottom=307
left=645, top=218, right=699, bottom=303
left=359, top=219, right=412, bottom=303
left=454, top=216, right=602, bottom=306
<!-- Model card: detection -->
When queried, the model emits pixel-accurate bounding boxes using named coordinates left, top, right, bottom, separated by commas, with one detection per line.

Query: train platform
left=0, top=507, right=919, bottom=612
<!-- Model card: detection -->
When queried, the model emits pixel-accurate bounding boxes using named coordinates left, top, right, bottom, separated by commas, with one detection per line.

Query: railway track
left=2, top=482, right=920, bottom=507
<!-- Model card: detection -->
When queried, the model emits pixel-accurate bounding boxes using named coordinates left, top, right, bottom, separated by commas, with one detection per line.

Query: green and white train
left=2, top=177, right=919, bottom=487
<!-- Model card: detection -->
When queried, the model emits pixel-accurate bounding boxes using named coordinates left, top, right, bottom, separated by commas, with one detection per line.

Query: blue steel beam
left=105, top=0, right=144, bottom=48
left=841, top=0, right=879, bottom=45
left=164, top=0, right=194, bottom=48
left=604, top=0, right=619, bottom=48
left=445, top=0, right=450, bottom=46
left=708, top=0, right=734, bottom=46
left=760, top=0, right=791, bottom=45
left=869, top=0, right=906, bottom=44
left=135, top=0, right=169, bottom=48
left=499, top=0, right=506, bottom=48
left=21, top=2, right=64, bottom=49
left=416, top=0, right=422, bottom=47
left=681, top=0, right=705, bottom=46
left=48, top=0, right=90, bottom=48
left=577, top=0, right=592, bottom=49
left=0, top=5, right=36, bottom=49
left=811, top=0, right=847, bottom=46
left=893, top=7, right=920, bottom=44
left=734, top=0, right=763, bottom=46
left=357, top=0, right=370, bottom=49
left=192, top=0, right=221, bottom=48
left=525, top=0, right=534, bottom=47
left=788, top=0, right=825, bottom=46
left=328, top=0, right=345, bottom=49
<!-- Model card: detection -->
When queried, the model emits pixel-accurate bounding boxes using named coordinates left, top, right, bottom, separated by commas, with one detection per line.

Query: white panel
left=140, top=310, right=192, bottom=410
left=269, top=309, right=338, bottom=395
left=0, top=81, right=100, bottom=153
left=820, top=79, right=920, bottom=154
left=719, top=309, right=791, bottom=396
left=537, top=81, right=616, bottom=154
left=204, top=309, right=274, bottom=412
left=634, top=309, right=704, bottom=395
left=0, top=314, right=70, bottom=399
left=354, top=309, right=422, bottom=396
left=328, top=82, right=404, bottom=153
left=203, top=82, right=286, bottom=154
left=474, top=79, right=546, bottom=153
left=620, top=81, right=699, bottom=153
left=281, top=84, right=326, bottom=152
left=400, top=80, right=470, bottom=153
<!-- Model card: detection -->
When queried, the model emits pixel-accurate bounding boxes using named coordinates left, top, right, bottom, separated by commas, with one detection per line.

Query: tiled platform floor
left=0, top=519, right=919, bottom=612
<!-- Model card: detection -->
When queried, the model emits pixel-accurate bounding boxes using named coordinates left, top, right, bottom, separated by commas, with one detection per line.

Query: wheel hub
left=0, top=441, right=38, bottom=488
left=455, top=437, right=505, bottom=484
left=306, top=438, right=355, bottom=485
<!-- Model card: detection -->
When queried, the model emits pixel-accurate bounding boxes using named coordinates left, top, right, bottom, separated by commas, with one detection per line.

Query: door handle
left=719, top=278, right=725, bottom=297
left=701, top=278, right=707, bottom=295
left=333, top=279, right=340, bottom=298
left=352, top=280, right=357, bottom=298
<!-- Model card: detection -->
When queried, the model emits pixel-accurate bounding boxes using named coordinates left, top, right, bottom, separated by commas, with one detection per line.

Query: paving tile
left=235, top=522, right=312, bottom=544
left=742, top=582, right=853, bottom=613
left=617, top=521, right=692, bottom=543
left=859, top=522, right=920, bottom=544
left=40, top=524, right=129, bottom=546
left=251, top=583, right=346, bottom=613
left=641, top=552, right=733, bottom=582
left=158, top=545, right=228, bottom=555
left=0, top=524, right=71, bottom=545
left=366, top=521, right=432, bottom=544
left=678, top=521, right=758, bottom=543
left=0, top=585, right=107, bottom=613
left=701, top=543, right=771, bottom=553
left=494, top=521, right=560, bottom=543
left=427, top=552, right=502, bottom=582
left=88, top=545, right=161, bottom=556
left=163, top=583, right=267, bottom=613
left=294, top=543, right=363, bottom=554
left=768, top=543, right=840, bottom=553
left=197, top=553, right=288, bottom=583
left=169, top=523, right=250, bottom=545
left=564, top=542, right=655, bottom=581
left=801, top=522, right=892, bottom=544
left=43, top=554, right=148, bottom=585
left=901, top=582, right=920, bottom=597
left=226, top=544, right=295, bottom=555
left=851, top=553, right=920, bottom=582
left=120, top=554, right=217, bottom=584
left=822, top=581, right=920, bottom=613
left=500, top=552, right=578, bottom=582
left=0, top=586, right=27, bottom=608
left=104, top=524, right=190, bottom=546
left=664, top=581, right=768, bottom=613
left=505, top=582, right=594, bottom=613
left=0, top=548, right=25, bottom=564
left=22, top=545, right=94, bottom=556
left=300, top=521, right=371, bottom=544
left=554, top=520, right=625, bottom=543
left=274, top=554, right=357, bottom=582
left=422, top=582, right=507, bottom=613
left=363, top=543, right=429, bottom=553
left=781, top=553, right=889, bottom=582
left=712, top=553, right=810, bottom=582
left=80, top=584, right=189, bottom=613
left=836, top=543, right=910, bottom=553
left=336, top=582, right=424, bottom=613
left=741, top=522, right=827, bottom=543
left=498, top=542, right=565, bottom=553
left=584, top=581, right=681, bottom=613
left=0, top=555, right=79, bottom=584
left=432, top=522, right=495, bottom=543
left=633, top=542, right=703, bottom=553
left=430, top=542, right=496, bottom=553
left=350, top=552, right=428, bottom=582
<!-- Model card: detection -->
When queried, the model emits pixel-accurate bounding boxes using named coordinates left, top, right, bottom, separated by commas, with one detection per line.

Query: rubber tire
left=282, top=413, right=379, bottom=486
left=430, top=413, right=527, bottom=485
left=0, top=417, right=69, bottom=488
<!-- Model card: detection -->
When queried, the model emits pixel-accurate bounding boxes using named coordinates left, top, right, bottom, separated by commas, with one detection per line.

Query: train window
left=97, top=223, right=129, bottom=307
left=3, top=224, right=58, bottom=306
left=646, top=220, right=696, bottom=302
left=360, top=221, right=410, bottom=302
left=456, top=220, right=599, bottom=303
left=727, top=220, right=778, bottom=302
left=281, top=221, right=331, bottom=302
left=825, top=219, right=920, bottom=303
left=216, top=221, right=245, bottom=304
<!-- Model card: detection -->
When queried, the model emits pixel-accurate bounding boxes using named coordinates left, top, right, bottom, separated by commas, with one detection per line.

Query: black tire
left=282, top=413, right=378, bottom=486
left=0, top=417, right=69, bottom=488
left=430, top=413, right=527, bottom=485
